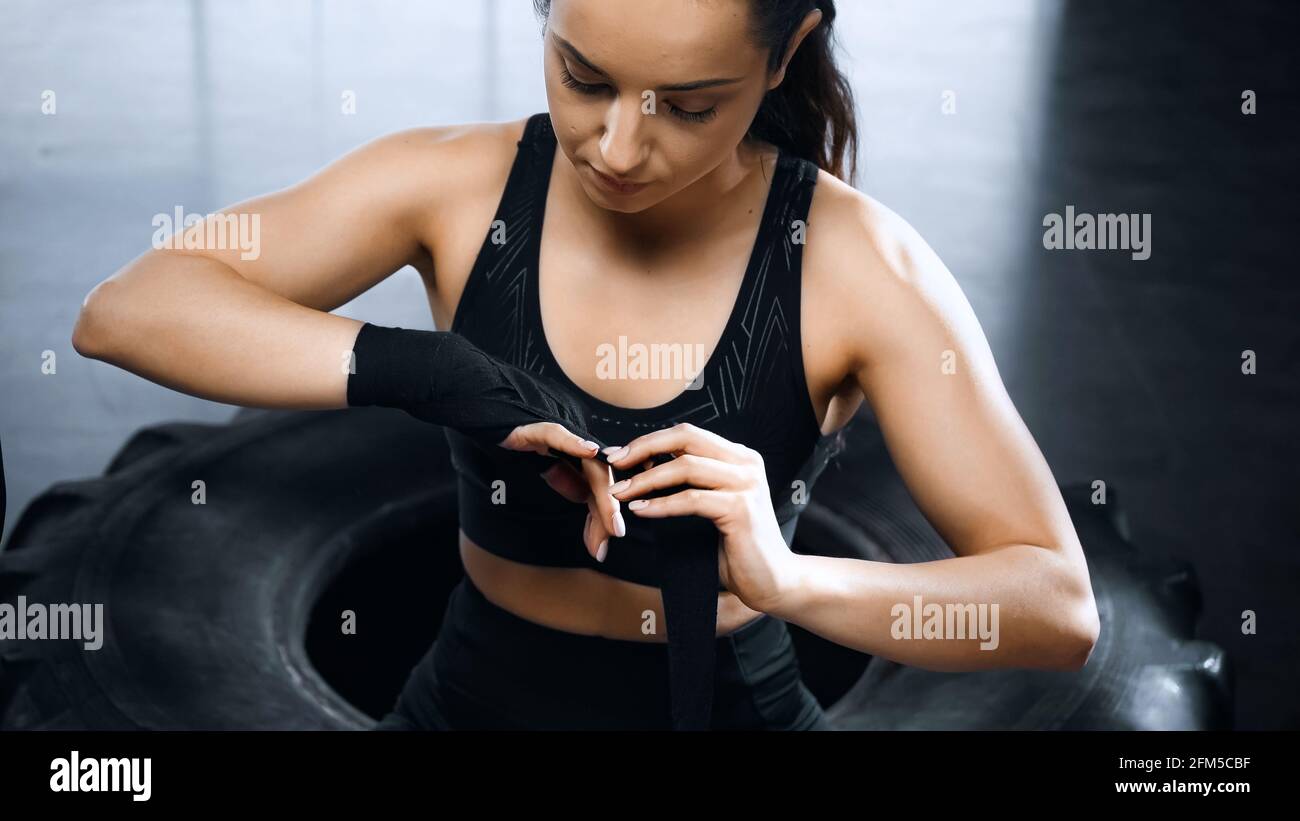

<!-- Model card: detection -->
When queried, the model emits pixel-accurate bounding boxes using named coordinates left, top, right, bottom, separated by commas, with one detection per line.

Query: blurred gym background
left=0, top=0, right=1296, bottom=728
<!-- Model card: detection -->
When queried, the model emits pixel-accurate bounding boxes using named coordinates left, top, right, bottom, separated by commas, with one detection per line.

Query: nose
left=598, top=98, right=649, bottom=178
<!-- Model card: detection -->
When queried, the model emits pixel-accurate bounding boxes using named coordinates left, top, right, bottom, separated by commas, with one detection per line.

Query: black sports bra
left=446, top=112, right=838, bottom=590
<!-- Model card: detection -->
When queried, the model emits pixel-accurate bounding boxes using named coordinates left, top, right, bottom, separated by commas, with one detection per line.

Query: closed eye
left=558, top=65, right=605, bottom=96
left=558, top=66, right=719, bottom=125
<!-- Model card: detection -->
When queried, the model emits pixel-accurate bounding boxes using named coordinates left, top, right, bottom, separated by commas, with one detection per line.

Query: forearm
left=73, top=250, right=362, bottom=409
left=770, top=544, right=1097, bottom=672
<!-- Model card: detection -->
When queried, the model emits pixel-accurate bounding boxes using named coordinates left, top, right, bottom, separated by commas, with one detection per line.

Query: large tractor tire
left=0, top=407, right=1231, bottom=730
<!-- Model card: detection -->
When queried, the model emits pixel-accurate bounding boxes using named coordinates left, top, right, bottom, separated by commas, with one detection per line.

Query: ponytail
left=746, top=0, right=859, bottom=185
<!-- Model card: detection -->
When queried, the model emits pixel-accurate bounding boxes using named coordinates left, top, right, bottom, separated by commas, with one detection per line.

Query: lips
left=591, top=166, right=647, bottom=194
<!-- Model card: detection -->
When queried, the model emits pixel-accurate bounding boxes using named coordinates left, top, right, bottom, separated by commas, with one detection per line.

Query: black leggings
left=372, top=574, right=832, bottom=731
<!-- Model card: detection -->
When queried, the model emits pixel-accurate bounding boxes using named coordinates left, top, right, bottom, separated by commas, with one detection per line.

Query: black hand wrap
left=346, top=322, right=719, bottom=729
left=347, top=322, right=601, bottom=466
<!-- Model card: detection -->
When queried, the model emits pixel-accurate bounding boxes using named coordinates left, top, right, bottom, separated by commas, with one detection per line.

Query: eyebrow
left=552, top=33, right=745, bottom=92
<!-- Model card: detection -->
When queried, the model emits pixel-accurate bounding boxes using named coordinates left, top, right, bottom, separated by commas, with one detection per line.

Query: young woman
left=72, top=0, right=1099, bottom=730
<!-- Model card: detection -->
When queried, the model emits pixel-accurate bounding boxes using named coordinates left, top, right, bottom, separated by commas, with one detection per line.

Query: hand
left=498, top=422, right=625, bottom=563
left=603, top=422, right=804, bottom=614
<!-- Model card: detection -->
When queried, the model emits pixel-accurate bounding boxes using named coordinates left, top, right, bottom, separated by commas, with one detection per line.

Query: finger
left=539, top=461, right=591, bottom=504
left=604, top=451, right=654, bottom=472
left=500, top=421, right=598, bottom=460
left=582, top=508, right=596, bottom=555
left=602, top=422, right=743, bottom=470
left=584, top=496, right=613, bottom=562
left=625, top=487, right=729, bottom=521
left=581, top=456, right=624, bottom=556
left=609, top=453, right=747, bottom=500
left=499, top=422, right=556, bottom=454
left=525, top=421, right=602, bottom=460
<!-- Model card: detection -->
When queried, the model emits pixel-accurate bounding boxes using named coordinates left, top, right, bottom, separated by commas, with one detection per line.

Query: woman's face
left=542, top=0, right=778, bottom=213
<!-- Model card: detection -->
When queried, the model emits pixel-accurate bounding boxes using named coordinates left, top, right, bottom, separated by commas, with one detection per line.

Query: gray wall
left=0, top=0, right=1060, bottom=546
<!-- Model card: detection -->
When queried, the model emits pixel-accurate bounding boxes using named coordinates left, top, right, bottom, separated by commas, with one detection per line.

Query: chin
left=581, top=180, right=656, bottom=213
left=590, top=193, right=650, bottom=214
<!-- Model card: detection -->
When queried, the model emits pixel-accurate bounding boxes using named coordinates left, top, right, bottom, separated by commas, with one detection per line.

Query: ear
left=767, top=9, right=824, bottom=91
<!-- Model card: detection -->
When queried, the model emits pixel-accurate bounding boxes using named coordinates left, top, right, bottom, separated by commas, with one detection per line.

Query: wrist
left=345, top=322, right=599, bottom=452
left=346, top=322, right=439, bottom=411
left=765, top=552, right=815, bottom=621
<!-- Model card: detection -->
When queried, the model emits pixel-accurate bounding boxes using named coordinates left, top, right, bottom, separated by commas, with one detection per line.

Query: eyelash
left=558, top=66, right=719, bottom=124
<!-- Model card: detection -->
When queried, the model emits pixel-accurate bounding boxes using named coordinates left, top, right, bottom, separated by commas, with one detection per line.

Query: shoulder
left=802, top=169, right=975, bottom=374
left=316, top=116, right=528, bottom=219
left=334, top=116, right=527, bottom=176
left=307, top=116, right=539, bottom=271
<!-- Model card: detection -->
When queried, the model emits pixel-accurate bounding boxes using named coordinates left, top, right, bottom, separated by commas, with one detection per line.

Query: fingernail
left=609, top=479, right=631, bottom=494
left=628, top=499, right=649, bottom=511
left=596, top=539, right=608, bottom=562
left=611, top=511, right=626, bottom=538
left=601, top=445, right=623, bottom=455
left=608, top=446, right=630, bottom=462
left=581, top=440, right=599, bottom=451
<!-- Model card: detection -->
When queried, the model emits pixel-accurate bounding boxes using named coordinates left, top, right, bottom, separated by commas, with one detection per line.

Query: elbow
left=1049, top=573, right=1101, bottom=671
left=1057, top=595, right=1100, bottom=671
left=70, top=310, right=98, bottom=358
left=72, top=279, right=118, bottom=359
left=1035, top=550, right=1101, bottom=672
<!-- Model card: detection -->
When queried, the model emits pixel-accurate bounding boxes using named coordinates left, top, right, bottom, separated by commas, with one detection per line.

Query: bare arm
left=71, top=125, right=479, bottom=409
left=771, top=192, right=1100, bottom=672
